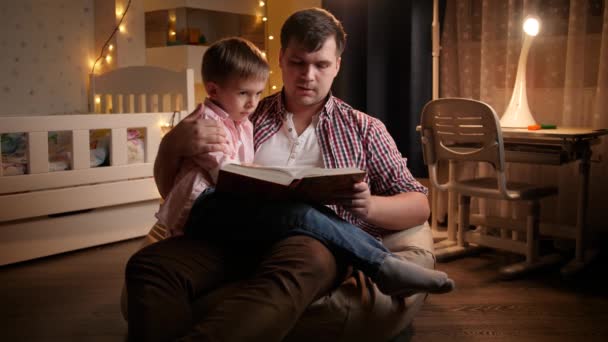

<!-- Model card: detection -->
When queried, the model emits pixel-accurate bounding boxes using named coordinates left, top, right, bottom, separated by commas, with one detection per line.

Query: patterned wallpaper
left=0, top=1, right=94, bottom=116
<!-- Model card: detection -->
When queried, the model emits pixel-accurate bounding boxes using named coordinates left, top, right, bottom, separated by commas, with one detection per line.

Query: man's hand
left=332, top=182, right=373, bottom=220
left=155, top=103, right=228, bottom=198
left=169, top=103, right=229, bottom=157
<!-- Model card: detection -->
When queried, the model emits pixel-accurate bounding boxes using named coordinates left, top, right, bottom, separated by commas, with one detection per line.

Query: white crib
left=0, top=66, right=195, bottom=265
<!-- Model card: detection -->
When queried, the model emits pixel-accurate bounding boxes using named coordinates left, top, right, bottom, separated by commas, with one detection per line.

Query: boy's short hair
left=280, top=8, right=347, bottom=56
left=202, top=37, right=269, bottom=85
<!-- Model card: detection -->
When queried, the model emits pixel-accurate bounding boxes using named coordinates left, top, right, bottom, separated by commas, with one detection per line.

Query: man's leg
left=177, top=235, right=341, bottom=342
left=125, top=236, right=234, bottom=342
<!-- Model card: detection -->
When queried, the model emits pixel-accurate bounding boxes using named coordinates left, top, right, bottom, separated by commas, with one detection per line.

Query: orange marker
left=528, top=124, right=541, bottom=130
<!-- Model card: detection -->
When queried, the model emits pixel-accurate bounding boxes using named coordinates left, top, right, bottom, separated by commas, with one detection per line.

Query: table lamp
left=500, top=16, right=541, bottom=128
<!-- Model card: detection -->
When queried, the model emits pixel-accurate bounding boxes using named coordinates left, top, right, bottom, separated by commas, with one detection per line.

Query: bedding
left=1, top=128, right=146, bottom=175
left=1, top=133, right=27, bottom=176
left=127, top=128, right=145, bottom=164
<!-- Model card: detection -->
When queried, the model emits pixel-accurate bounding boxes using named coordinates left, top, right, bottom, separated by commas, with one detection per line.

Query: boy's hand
left=169, top=103, right=229, bottom=157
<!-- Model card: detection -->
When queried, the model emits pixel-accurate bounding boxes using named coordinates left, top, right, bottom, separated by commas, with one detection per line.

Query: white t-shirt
left=254, top=112, right=324, bottom=168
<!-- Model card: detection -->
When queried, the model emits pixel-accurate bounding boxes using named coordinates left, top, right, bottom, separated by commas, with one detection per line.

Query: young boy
left=155, top=37, right=265, bottom=234
left=156, top=37, right=454, bottom=297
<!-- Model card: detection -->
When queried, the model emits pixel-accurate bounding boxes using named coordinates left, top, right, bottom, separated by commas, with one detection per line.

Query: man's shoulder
left=329, top=96, right=384, bottom=130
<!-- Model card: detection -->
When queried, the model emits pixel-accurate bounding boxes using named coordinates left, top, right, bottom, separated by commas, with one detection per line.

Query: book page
left=297, top=167, right=363, bottom=179
left=220, top=164, right=365, bottom=186
left=220, top=164, right=295, bottom=185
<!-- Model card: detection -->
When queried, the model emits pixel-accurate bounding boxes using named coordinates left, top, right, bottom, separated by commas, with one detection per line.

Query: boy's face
left=279, top=36, right=341, bottom=113
left=206, top=76, right=267, bottom=121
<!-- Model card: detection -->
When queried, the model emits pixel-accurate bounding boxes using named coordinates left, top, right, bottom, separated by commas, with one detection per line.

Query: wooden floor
left=1, top=238, right=607, bottom=342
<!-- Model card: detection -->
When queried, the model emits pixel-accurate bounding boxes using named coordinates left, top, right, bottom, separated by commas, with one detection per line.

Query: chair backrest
left=420, top=98, right=506, bottom=172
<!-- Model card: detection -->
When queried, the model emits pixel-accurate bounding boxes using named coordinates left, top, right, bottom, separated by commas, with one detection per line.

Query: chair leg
left=435, top=195, right=482, bottom=262
left=458, top=195, right=470, bottom=247
left=500, top=200, right=562, bottom=279
left=526, top=201, right=540, bottom=263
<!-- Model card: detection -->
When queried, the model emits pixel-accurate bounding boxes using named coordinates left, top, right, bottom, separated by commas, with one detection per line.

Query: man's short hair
left=280, top=8, right=347, bottom=56
left=202, top=37, right=269, bottom=85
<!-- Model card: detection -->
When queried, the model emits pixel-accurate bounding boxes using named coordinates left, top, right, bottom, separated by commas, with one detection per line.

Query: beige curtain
left=439, top=0, right=608, bottom=231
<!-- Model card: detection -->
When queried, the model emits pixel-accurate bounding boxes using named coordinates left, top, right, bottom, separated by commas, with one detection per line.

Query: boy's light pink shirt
left=155, top=99, right=254, bottom=235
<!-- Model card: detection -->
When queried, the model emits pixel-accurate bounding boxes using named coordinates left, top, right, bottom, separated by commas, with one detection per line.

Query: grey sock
left=374, top=255, right=455, bottom=296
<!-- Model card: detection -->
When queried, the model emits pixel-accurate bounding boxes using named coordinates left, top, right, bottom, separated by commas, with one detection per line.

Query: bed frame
left=0, top=66, right=195, bottom=265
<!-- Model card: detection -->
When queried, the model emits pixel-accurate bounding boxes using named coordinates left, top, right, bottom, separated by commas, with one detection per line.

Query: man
left=126, top=8, right=435, bottom=341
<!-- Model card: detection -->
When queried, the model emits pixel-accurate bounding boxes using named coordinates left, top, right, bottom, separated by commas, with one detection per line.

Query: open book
left=215, top=164, right=366, bottom=202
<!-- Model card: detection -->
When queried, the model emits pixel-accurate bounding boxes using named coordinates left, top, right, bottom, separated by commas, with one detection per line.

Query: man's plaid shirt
left=250, top=91, right=428, bottom=237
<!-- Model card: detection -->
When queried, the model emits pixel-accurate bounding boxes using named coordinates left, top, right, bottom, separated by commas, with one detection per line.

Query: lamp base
left=500, top=110, right=537, bottom=128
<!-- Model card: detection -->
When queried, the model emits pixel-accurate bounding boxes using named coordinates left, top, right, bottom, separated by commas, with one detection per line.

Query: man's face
left=279, top=36, right=341, bottom=113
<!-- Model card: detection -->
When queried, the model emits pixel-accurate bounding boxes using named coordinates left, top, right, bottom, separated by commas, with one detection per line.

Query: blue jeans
left=183, top=189, right=390, bottom=277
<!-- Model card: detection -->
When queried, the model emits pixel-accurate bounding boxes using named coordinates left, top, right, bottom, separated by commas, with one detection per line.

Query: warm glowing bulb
left=261, top=51, right=267, bottom=57
left=169, top=15, right=176, bottom=22
left=116, top=8, right=123, bottom=17
left=108, top=44, right=114, bottom=51
left=105, top=55, right=112, bottom=63
left=160, top=122, right=172, bottom=135
left=88, top=59, right=95, bottom=69
left=119, top=24, right=126, bottom=33
left=95, top=96, right=101, bottom=104
left=523, top=17, right=540, bottom=36
left=269, top=70, right=273, bottom=74
left=262, top=17, right=267, bottom=22
left=268, top=35, right=274, bottom=40
left=169, top=30, right=176, bottom=36
left=271, top=85, right=277, bottom=90
left=259, top=1, right=265, bottom=7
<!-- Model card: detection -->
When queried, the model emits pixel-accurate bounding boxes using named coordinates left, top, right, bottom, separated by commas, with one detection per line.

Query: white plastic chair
left=420, top=98, right=561, bottom=277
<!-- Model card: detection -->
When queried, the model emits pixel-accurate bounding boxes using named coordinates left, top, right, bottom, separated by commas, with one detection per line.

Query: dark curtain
left=322, top=0, right=441, bottom=177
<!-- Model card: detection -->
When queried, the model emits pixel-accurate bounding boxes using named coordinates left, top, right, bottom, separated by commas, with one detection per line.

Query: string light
left=90, top=0, right=131, bottom=74
left=258, top=0, right=273, bottom=94
left=105, top=55, right=112, bottom=63
left=89, top=0, right=132, bottom=112
left=95, top=96, right=101, bottom=104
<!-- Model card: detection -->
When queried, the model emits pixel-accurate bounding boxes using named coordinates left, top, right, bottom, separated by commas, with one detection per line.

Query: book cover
left=215, top=164, right=366, bottom=202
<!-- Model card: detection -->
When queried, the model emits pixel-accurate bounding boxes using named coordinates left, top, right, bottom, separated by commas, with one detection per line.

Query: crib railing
left=0, top=112, right=175, bottom=222
left=89, top=66, right=195, bottom=114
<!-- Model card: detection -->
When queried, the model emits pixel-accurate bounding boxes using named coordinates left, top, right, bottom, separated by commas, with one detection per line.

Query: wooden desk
left=429, top=127, right=608, bottom=275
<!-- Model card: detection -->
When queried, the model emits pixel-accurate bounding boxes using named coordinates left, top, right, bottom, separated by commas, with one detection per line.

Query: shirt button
left=295, top=141, right=300, bottom=146
left=288, top=128, right=293, bottom=132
